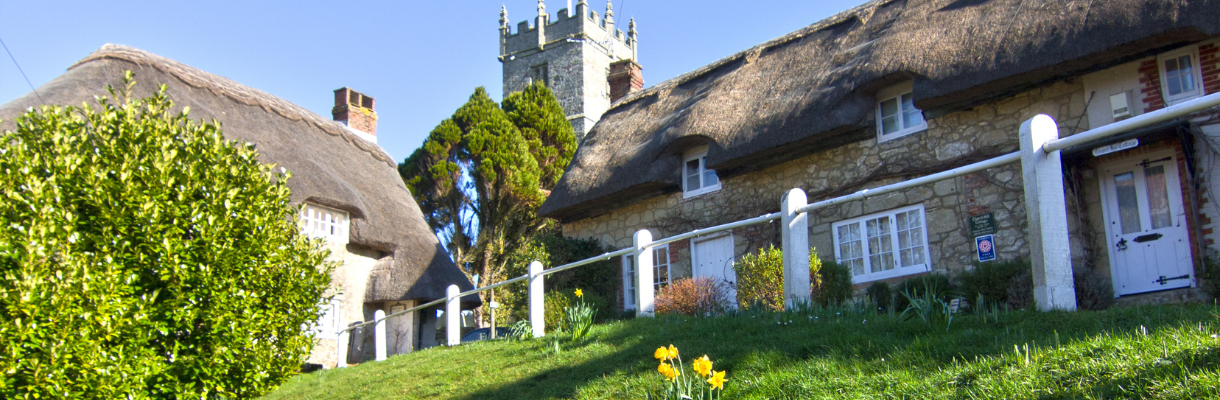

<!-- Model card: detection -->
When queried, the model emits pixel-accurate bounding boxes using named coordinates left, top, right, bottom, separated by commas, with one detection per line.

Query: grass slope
left=264, top=304, right=1220, bottom=399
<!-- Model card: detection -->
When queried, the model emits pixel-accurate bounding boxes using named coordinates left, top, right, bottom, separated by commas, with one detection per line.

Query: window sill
left=877, top=126, right=927, bottom=143
left=682, top=184, right=722, bottom=199
left=849, top=264, right=930, bottom=285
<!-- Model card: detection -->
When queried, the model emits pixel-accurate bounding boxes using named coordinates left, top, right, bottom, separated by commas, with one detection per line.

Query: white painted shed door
left=1102, top=154, right=1193, bottom=295
left=693, top=234, right=736, bottom=300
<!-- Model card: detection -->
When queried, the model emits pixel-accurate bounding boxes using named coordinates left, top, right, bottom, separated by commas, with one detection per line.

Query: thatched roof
left=0, top=45, right=477, bottom=305
left=541, top=0, right=1220, bottom=221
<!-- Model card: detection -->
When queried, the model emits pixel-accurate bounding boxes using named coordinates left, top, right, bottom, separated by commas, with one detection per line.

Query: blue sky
left=1, top=1, right=857, bottom=162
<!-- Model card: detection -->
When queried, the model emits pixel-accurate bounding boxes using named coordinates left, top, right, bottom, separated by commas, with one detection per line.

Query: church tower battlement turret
left=499, top=0, right=641, bottom=140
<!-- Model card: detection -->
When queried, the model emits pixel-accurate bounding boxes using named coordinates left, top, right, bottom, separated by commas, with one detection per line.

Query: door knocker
left=1116, top=238, right=1128, bottom=251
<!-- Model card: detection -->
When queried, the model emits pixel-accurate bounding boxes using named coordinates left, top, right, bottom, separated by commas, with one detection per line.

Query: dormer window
left=683, top=146, right=720, bottom=198
left=1159, top=48, right=1203, bottom=104
left=301, top=203, right=349, bottom=244
left=876, top=82, right=927, bottom=141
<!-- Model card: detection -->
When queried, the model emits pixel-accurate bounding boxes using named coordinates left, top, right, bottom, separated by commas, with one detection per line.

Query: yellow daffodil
left=707, top=370, right=727, bottom=390
left=654, top=346, right=668, bottom=360
left=667, top=344, right=679, bottom=360
left=692, top=355, right=712, bottom=377
left=575, top=289, right=583, bottom=298
left=658, top=362, right=678, bottom=381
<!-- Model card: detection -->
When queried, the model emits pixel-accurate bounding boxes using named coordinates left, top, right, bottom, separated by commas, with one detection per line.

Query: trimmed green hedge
left=0, top=76, right=332, bottom=399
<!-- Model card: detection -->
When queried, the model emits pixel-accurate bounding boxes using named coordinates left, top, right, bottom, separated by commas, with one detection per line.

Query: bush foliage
left=734, top=246, right=852, bottom=309
left=957, top=259, right=1031, bottom=309
left=812, top=259, right=853, bottom=306
left=0, top=77, right=332, bottom=399
left=654, top=277, right=730, bottom=316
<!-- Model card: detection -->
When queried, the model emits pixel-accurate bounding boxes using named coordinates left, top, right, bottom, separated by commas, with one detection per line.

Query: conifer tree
left=399, top=82, right=575, bottom=328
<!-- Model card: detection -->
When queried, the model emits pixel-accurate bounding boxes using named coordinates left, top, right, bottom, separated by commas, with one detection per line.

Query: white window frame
left=682, top=146, right=721, bottom=198
left=875, top=82, right=927, bottom=142
left=831, top=204, right=931, bottom=284
left=301, top=203, right=350, bottom=244
left=311, top=297, right=342, bottom=340
left=621, top=244, right=671, bottom=310
left=1158, top=47, right=1204, bottom=105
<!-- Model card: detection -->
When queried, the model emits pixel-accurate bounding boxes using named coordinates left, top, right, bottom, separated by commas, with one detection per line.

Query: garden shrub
left=654, top=277, right=730, bottom=316
left=734, top=247, right=848, bottom=308
left=540, top=289, right=610, bottom=333
left=1007, top=270, right=1036, bottom=310
left=957, top=259, right=1031, bottom=309
left=866, top=282, right=894, bottom=312
left=0, top=76, right=332, bottom=399
left=543, top=291, right=572, bottom=333
left=893, top=274, right=956, bottom=312
left=813, top=259, right=853, bottom=306
left=1074, top=271, right=1116, bottom=311
left=1201, top=253, right=1220, bottom=298
left=506, top=228, right=618, bottom=322
left=733, top=246, right=784, bottom=311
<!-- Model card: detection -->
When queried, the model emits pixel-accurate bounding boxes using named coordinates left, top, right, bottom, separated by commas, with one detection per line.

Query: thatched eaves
left=0, top=45, right=477, bottom=305
left=541, top=0, right=1220, bottom=221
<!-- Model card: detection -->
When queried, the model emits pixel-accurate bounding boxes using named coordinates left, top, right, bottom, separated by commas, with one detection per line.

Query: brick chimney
left=608, top=59, right=644, bottom=103
left=332, top=87, right=377, bottom=137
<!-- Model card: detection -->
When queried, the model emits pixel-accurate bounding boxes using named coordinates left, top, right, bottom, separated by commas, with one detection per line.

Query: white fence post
left=446, top=284, right=461, bottom=346
left=373, top=309, right=387, bottom=361
left=633, top=229, right=655, bottom=317
left=781, top=188, right=811, bottom=309
left=1019, top=114, right=1077, bottom=311
left=529, top=260, right=545, bottom=338
left=336, top=328, right=348, bottom=368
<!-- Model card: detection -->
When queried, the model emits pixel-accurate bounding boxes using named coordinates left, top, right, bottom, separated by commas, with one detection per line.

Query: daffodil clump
left=566, top=289, right=596, bottom=340
left=652, top=344, right=727, bottom=399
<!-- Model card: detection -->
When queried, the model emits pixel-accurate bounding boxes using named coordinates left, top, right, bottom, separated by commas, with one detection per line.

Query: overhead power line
left=0, top=36, right=45, bottom=105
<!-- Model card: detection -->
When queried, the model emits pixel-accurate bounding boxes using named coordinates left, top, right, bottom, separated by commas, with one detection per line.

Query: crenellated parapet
left=499, top=0, right=637, bottom=62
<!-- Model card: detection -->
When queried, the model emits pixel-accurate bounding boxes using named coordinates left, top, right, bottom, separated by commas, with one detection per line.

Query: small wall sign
left=1092, top=138, right=1139, bottom=157
left=968, top=212, right=996, bottom=237
left=976, top=234, right=997, bottom=262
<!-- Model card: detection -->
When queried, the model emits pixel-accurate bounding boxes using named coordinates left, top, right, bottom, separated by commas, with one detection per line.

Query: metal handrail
left=796, top=152, right=1022, bottom=214
left=1043, top=91, right=1220, bottom=153
left=337, top=90, right=1220, bottom=337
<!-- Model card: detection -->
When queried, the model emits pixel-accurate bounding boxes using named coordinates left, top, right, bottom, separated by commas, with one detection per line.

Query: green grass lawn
left=263, top=304, right=1220, bottom=399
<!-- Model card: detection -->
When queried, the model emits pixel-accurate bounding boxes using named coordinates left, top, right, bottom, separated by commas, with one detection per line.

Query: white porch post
left=373, top=309, right=387, bottom=361
left=528, top=260, right=545, bottom=338
left=1019, top=114, right=1077, bottom=311
left=446, top=284, right=461, bottom=346
left=336, top=328, right=348, bottom=368
left=633, top=229, right=655, bottom=317
left=781, top=188, right=811, bottom=309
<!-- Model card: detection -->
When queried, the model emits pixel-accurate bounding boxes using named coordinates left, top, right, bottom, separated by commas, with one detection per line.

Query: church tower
left=500, top=0, right=642, bottom=140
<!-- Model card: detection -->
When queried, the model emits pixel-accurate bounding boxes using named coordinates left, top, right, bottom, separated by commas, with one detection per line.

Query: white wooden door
left=1100, top=152, right=1194, bottom=295
left=693, top=234, right=736, bottom=300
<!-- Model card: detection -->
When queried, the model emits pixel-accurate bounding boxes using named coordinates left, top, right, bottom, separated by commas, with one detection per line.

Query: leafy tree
left=399, top=82, right=575, bottom=328
left=0, top=75, right=333, bottom=399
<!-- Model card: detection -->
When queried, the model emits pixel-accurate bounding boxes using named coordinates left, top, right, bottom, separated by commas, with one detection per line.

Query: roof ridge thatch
left=72, top=44, right=395, bottom=167
left=610, top=1, right=879, bottom=109
left=3, top=45, right=477, bottom=304
left=543, top=0, right=1220, bottom=221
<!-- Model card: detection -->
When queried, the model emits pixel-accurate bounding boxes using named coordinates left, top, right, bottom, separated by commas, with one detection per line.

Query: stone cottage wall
left=562, top=80, right=1090, bottom=296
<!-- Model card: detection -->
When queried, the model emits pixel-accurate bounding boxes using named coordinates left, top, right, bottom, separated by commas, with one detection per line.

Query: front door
left=693, top=234, right=736, bottom=300
left=1100, top=151, right=1194, bottom=296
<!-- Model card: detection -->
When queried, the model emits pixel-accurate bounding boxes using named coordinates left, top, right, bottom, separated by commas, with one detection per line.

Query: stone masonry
left=562, top=80, right=1092, bottom=296
left=500, top=1, right=638, bottom=140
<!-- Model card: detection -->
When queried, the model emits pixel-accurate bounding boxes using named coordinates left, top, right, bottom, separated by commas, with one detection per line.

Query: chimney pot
left=332, top=87, right=377, bottom=137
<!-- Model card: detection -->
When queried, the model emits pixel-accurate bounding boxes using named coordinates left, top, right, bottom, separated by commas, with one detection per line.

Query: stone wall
left=562, top=80, right=1090, bottom=294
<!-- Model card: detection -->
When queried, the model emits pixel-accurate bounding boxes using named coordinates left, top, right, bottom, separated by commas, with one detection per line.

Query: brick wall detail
left=1201, top=43, right=1220, bottom=95
left=1139, top=59, right=1166, bottom=112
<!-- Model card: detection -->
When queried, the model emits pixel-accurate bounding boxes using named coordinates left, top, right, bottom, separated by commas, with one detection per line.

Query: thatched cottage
left=0, top=45, right=477, bottom=367
left=539, top=0, right=1220, bottom=309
